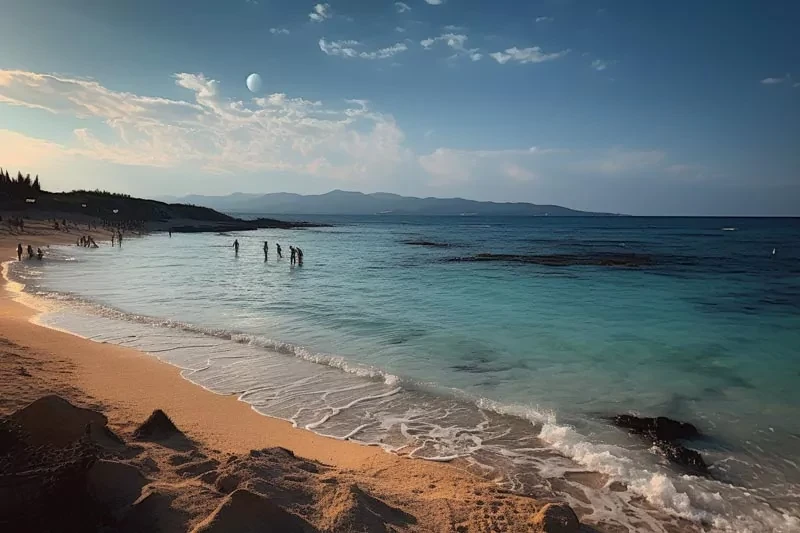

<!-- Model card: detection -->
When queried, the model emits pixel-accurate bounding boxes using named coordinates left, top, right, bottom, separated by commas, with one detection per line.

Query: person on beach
left=263, top=241, right=268, bottom=261
left=118, top=230, right=123, bottom=246
left=276, top=243, right=282, bottom=259
left=169, top=229, right=172, bottom=238
left=233, top=239, right=239, bottom=255
left=111, top=233, right=115, bottom=247
left=27, top=245, right=34, bottom=259
left=36, top=248, right=44, bottom=260
left=290, top=246, right=296, bottom=264
left=17, top=243, right=22, bottom=261
left=297, top=247, right=304, bottom=266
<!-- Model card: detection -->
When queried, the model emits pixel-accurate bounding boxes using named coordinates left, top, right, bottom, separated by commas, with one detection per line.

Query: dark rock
left=612, top=415, right=700, bottom=442
left=530, top=502, right=580, bottom=532
left=612, top=415, right=709, bottom=475
left=402, top=240, right=451, bottom=247
left=446, top=253, right=655, bottom=268
left=655, top=441, right=709, bottom=476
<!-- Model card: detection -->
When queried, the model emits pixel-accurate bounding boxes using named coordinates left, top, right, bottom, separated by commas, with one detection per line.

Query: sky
left=0, top=0, right=798, bottom=215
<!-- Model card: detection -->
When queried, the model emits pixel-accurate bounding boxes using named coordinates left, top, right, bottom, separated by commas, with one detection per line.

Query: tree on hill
left=0, top=167, right=44, bottom=197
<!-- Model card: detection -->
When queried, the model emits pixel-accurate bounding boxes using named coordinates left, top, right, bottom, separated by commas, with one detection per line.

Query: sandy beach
left=0, top=221, right=589, bottom=532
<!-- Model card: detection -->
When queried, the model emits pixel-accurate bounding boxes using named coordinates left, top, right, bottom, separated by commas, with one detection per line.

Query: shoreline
left=0, top=222, right=590, bottom=532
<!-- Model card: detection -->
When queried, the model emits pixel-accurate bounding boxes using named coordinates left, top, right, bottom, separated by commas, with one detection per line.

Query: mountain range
left=157, top=190, right=618, bottom=216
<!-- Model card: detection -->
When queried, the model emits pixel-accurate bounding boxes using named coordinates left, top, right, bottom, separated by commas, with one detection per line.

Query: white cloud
left=571, top=148, right=665, bottom=174
left=443, top=24, right=464, bottom=31
left=0, top=69, right=411, bottom=180
left=794, top=82, right=800, bottom=88
left=420, top=33, right=482, bottom=61
left=270, top=28, right=290, bottom=35
left=395, top=26, right=406, bottom=33
left=591, top=59, right=614, bottom=71
left=0, top=69, right=694, bottom=194
left=489, top=46, right=569, bottom=65
left=504, top=163, right=537, bottom=182
left=760, top=76, right=786, bottom=85
left=535, top=16, right=554, bottom=23
left=418, top=145, right=675, bottom=185
left=394, top=2, right=411, bottom=13
left=418, top=146, right=559, bottom=184
left=319, top=39, right=408, bottom=60
left=425, top=0, right=444, bottom=4
left=309, top=3, right=332, bottom=22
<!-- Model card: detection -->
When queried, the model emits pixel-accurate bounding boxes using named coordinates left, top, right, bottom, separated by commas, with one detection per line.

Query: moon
left=246, top=73, right=263, bottom=93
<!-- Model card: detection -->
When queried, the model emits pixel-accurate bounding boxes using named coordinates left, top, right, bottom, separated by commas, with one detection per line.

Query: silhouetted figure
left=17, top=243, right=22, bottom=261
left=111, top=233, right=115, bottom=247
left=276, top=243, right=282, bottom=259
left=27, top=245, right=34, bottom=259
left=169, top=229, right=172, bottom=238
left=118, top=230, right=123, bottom=246
left=233, top=239, right=239, bottom=255
left=297, top=248, right=304, bottom=266
left=36, top=248, right=44, bottom=260
left=264, top=241, right=268, bottom=261
left=290, top=246, right=296, bottom=264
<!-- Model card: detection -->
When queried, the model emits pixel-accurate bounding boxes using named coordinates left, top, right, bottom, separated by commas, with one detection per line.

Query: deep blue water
left=13, top=216, right=800, bottom=533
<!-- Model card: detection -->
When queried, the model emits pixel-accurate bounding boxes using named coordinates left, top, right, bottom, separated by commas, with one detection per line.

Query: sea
left=9, top=216, right=800, bottom=533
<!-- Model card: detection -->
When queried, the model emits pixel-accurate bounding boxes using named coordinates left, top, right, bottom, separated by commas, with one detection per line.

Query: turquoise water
left=13, top=216, right=800, bottom=532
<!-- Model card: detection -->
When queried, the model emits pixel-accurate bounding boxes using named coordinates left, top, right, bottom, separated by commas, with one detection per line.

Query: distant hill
left=158, top=190, right=617, bottom=216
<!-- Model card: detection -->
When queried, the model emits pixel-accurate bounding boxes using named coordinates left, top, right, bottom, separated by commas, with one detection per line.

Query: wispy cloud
left=395, top=27, right=406, bottom=33
left=591, top=59, right=615, bottom=71
left=424, top=0, right=444, bottom=4
left=489, top=46, right=569, bottom=65
left=760, top=75, right=789, bottom=85
left=571, top=148, right=665, bottom=174
left=420, top=33, right=482, bottom=61
left=309, top=3, right=332, bottom=22
left=443, top=24, right=465, bottom=31
left=419, top=146, right=560, bottom=184
left=270, top=28, right=290, bottom=35
left=0, top=69, right=410, bottom=179
left=535, top=16, right=554, bottom=23
left=394, top=2, right=411, bottom=13
left=319, top=39, right=408, bottom=60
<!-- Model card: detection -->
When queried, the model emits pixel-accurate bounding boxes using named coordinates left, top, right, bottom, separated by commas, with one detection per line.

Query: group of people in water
left=77, top=235, right=99, bottom=248
left=16, top=243, right=43, bottom=261
left=233, top=239, right=304, bottom=265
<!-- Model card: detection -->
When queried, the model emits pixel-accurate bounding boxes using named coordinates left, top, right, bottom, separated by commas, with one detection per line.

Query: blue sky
left=0, top=0, right=798, bottom=215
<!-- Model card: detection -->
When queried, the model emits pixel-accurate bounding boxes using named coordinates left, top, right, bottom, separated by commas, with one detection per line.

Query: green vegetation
left=0, top=168, right=42, bottom=197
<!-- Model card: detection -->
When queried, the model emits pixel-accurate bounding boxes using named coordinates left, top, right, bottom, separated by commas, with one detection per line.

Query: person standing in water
left=27, top=245, right=34, bottom=259
left=111, top=233, right=115, bottom=247
left=289, top=246, right=296, bottom=265
left=276, top=243, right=282, bottom=258
left=297, top=247, right=304, bottom=266
left=117, top=230, right=123, bottom=246
left=17, top=243, right=22, bottom=261
left=263, top=241, right=268, bottom=262
left=233, top=239, right=239, bottom=255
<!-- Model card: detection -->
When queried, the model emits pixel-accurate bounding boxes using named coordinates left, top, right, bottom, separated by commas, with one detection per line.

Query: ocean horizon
left=11, top=215, right=800, bottom=533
